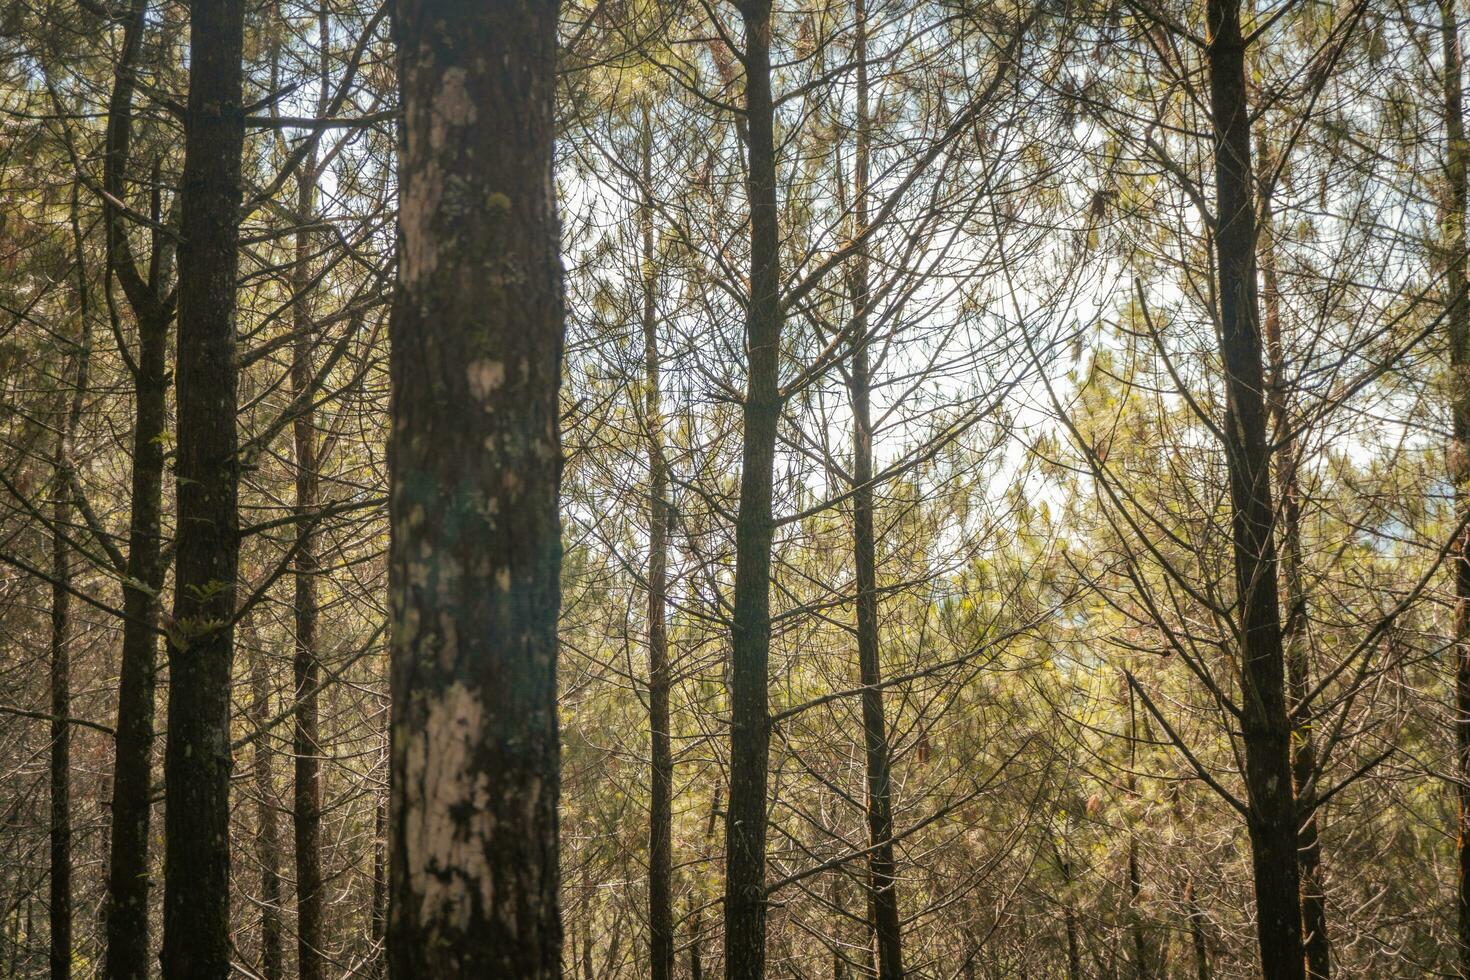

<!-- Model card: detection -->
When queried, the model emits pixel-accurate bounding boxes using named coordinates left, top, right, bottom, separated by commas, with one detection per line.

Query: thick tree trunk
left=1259, top=166, right=1331, bottom=980
left=161, top=0, right=246, bottom=973
left=250, top=641, right=284, bottom=980
left=290, top=14, right=327, bottom=970
left=847, top=6, right=903, bottom=977
left=1443, top=6, right=1470, bottom=978
left=640, top=102, right=676, bottom=980
left=723, top=4, right=782, bottom=978
left=101, top=4, right=173, bottom=976
left=1204, top=2, right=1304, bottom=977
left=386, top=1, right=564, bottom=976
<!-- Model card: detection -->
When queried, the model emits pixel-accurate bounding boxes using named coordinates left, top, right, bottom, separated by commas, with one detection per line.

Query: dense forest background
left=1, top=0, right=1467, bottom=976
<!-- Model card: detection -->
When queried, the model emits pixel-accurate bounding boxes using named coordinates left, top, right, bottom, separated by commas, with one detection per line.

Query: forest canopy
left=0, top=0, right=1466, bottom=978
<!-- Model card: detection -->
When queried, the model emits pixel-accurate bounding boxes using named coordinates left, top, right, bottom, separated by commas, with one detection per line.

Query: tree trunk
left=1124, top=684, right=1152, bottom=979
left=101, top=3, right=173, bottom=975
left=50, top=189, right=94, bottom=980
left=386, top=1, right=564, bottom=976
left=639, top=100, right=676, bottom=980
left=723, top=4, right=781, bottom=977
left=846, top=5, right=903, bottom=977
left=1186, top=878, right=1210, bottom=980
left=372, top=787, right=387, bottom=976
left=250, top=639, right=284, bottom=980
left=1065, top=901, right=1082, bottom=980
left=1443, top=5, right=1470, bottom=978
left=49, top=475, right=72, bottom=980
left=689, top=893, right=703, bottom=980
left=1204, top=2, right=1304, bottom=977
left=1259, top=154, right=1331, bottom=980
left=290, top=12, right=327, bottom=974
left=161, top=0, right=246, bottom=972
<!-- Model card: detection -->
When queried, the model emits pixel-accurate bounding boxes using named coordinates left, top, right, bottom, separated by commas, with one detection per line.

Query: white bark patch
left=466, top=360, right=505, bottom=401
left=399, top=169, right=442, bottom=287
left=430, top=68, right=476, bottom=151
left=403, top=682, right=497, bottom=931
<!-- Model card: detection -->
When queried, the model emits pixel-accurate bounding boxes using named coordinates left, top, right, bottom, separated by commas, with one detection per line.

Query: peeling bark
left=387, top=1, right=565, bottom=975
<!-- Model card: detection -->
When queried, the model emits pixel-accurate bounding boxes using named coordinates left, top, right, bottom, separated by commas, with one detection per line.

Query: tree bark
left=723, top=4, right=782, bottom=978
left=1443, top=5, right=1470, bottom=978
left=1204, top=2, right=1304, bottom=977
left=639, top=100, right=676, bottom=980
left=386, top=1, right=564, bottom=976
left=689, top=893, right=703, bottom=980
left=101, top=3, right=174, bottom=975
left=1123, top=684, right=1152, bottom=979
left=846, top=5, right=903, bottom=977
left=49, top=471, right=72, bottom=980
left=250, top=638, right=285, bottom=980
left=50, top=186, right=95, bottom=980
left=290, top=12, right=328, bottom=974
left=1259, top=156, right=1331, bottom=980
left=372, top=786, right=387, bottom=976
left=1065, top=900, right=1082, bottom=980
left=1186, top=878, right=1210, bottom=980
left=161, top=0, right=246, bottom=973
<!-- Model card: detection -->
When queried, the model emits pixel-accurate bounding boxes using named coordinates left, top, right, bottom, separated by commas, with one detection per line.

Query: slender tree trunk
left=290, top=12, right=328, bottom=973
left=846, top=5, right=903, bottom=976
left=49, top=476, right=72, bottom=980
left=101, top=4, right=173, bottom=975
left=639, top=101, right=677, bottom=980
left=372, top=787, right=386, bottom=976
left=50, top=190, right=94, bottom=980
left=723, top=4, right=782, bottom=977
left=161, top=0, right=246, bottom=972
left=250, top=639, right=284, bottom=980
left=105, top=303, right=168, bottom=979
left=1204, top=3, right=1304, bottom=977
left=1443, top=5, right=1470, bottom=978
left=386, top=1, right=564, bottom=975
left=689, top=893, right=703, bottom=980
left=1259, top=159, right=1331, bottom=980
left=1065, top=901, right=1082, bottom=980
left=1123, top=683, right=1152, bottom=979
left=1186, top=878, right=1210, bottom=980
